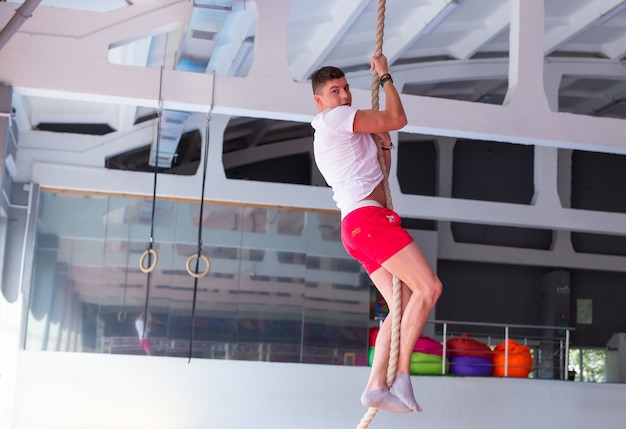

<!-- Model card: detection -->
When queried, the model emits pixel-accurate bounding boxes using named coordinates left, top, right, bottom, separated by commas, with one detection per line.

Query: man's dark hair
left=309, top=66, right=345, bottom=95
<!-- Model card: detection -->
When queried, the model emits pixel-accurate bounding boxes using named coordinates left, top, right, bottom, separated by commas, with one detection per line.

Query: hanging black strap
left=187, top=110, right=211, bottom=362
left=138, top=68, right=164, bottom=340
left=140, top=144, right=159, bottom=339
left=187, top=110, right=212, bottom=362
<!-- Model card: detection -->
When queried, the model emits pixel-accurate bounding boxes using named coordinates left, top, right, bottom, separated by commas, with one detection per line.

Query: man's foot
left=391, top=372, right=422, bottom=412
left=361, top=388, right=412, bottom=413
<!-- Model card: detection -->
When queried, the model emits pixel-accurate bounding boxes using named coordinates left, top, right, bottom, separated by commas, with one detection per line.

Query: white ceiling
left=4, top=0, right=626, bottom=163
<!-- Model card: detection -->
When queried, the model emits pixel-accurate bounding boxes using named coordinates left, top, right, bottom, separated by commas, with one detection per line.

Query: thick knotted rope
left=357, top=0, right=403, bottom=427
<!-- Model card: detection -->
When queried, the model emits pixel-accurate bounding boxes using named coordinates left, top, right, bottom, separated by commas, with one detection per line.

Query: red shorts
left=139, top=338, right=151, bottom=353
left=341, top=204, right=413, bottom=274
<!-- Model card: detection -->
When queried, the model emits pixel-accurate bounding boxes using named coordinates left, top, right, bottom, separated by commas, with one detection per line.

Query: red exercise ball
left=368, top=326, right=379, bottom=347
left=446, top=333, right=492, bottom=359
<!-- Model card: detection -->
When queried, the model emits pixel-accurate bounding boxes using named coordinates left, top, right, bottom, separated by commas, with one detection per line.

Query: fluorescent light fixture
left=598, top=2, right=626, bottom=25
left=229, top=36, right=255, bottom=75
left=423, top=0, right=459, bottom=35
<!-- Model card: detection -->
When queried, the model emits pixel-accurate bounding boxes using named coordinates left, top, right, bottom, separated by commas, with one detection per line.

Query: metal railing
left=426, top=319, right=574, bottom=380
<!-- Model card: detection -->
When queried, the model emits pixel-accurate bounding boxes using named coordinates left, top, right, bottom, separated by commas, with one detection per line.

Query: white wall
left=8, top=350, right=626, bottom=429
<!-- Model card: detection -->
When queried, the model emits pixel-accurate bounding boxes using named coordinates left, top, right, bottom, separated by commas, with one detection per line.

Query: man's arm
left=353, top=55, right=407, bottom=134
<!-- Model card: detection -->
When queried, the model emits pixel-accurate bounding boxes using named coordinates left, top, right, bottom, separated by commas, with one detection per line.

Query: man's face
left=314, top=77, right=352, bottom=111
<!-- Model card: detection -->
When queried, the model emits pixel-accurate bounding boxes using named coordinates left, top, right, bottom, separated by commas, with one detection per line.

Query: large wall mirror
left=25, top=191, right=371, bottom=365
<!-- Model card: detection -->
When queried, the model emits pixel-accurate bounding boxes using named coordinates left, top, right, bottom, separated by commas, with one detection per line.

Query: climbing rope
left=137, top=67, right=165, bottom=340
left=357, top=0, right=403, bottom=427
left=186, top=80, right=214, bottom=362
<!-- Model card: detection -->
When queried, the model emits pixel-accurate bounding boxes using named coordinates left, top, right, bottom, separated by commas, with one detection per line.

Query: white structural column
left=538, top=66, right=572, bottom=253
left=505, top=0, right=561, bottom=215
left=434, top=136, right=457, bottom=262
left=504, top=0, right=550, bottom=112
left=247, top=0, right=291, bottom=78
left=436, top=137, right=456, bottom=199
left=532, top=146, right=561, bottom=209
left=538, top=64, right=566, bottom=208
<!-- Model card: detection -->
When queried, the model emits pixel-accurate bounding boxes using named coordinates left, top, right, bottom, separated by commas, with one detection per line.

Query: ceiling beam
left=544, top=0, right=625, bottom=55
left=290, top=0, right=369, bottom=82
left=449, top=2, right=510, bottom=60
left=601, top=31, right=626, bottom=59
left=205, top=3, right=256, bottom=76
left=384, top=0, right=458, bottom=65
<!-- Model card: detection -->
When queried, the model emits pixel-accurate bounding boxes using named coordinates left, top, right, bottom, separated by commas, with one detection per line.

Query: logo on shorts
left=385, top=214, right=395, bottom=223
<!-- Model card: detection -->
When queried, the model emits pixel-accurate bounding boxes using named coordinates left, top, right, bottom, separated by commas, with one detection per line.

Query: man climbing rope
left=309, top=54, right=442, bottom=414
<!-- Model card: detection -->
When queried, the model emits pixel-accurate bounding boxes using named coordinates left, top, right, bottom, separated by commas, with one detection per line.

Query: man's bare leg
left=368, top=242, right=442, bottom=412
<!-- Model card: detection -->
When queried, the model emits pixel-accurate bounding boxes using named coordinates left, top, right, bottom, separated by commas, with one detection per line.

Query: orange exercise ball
left=492, top=339, right=533, bottom=378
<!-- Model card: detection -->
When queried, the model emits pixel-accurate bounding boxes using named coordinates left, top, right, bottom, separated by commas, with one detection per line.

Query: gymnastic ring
left=117, top=310, right=127, bottom=322
left=139, top=248, right=158, bottom=274
left=186, top=254, right=210, bottom=278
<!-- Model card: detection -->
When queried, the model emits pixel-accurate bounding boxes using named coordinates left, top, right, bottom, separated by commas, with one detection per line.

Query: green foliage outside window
left=569, top=348, right=606, bottom=382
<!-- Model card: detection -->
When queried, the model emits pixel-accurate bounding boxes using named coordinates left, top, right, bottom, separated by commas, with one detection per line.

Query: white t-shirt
left=135, top=318, right=148, bottom=339
left=311, top=105, right=383, bottom=216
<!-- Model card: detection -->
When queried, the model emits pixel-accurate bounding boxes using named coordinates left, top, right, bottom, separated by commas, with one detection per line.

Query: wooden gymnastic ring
left=117, top=310, right=127, bottom=322
left=139, top=248, right=158, bottom=274
left=186, top=254, right=210, bottom=278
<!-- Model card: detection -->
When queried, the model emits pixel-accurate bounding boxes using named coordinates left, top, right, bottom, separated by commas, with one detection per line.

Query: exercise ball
left=492, top=339, right=533, bottom=378
left=414, top=335, right=449, bottom=357
left=368, top=326, right=379, bottom=347
left=449, top=355, right=493, bottom=376
left=446, top=333, right=492, bottom=359
left=409, top=351, right=449, bottom=375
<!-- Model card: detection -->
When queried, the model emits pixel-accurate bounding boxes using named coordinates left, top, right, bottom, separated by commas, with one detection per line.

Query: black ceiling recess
left=105, top=129, right=202, bottom=176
